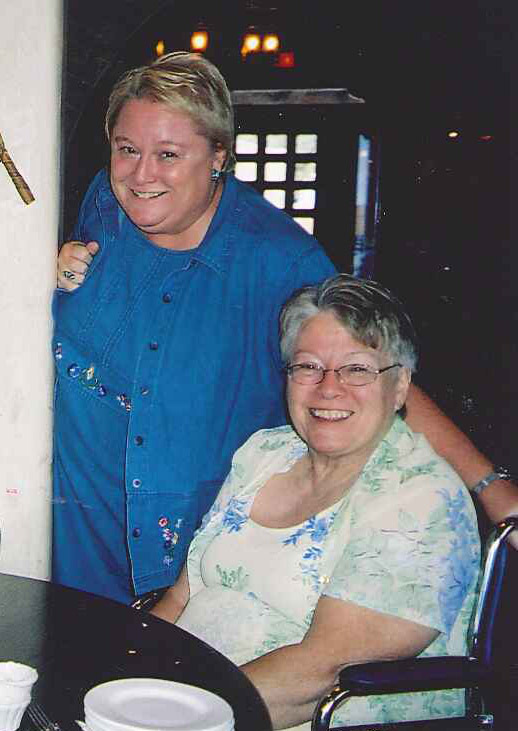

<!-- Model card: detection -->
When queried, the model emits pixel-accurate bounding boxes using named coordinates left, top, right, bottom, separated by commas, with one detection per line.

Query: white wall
left=0, top=0, right=63, bottom=578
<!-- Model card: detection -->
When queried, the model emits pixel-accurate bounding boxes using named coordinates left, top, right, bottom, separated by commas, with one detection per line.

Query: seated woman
left=152, top=274, right=481, bottom=730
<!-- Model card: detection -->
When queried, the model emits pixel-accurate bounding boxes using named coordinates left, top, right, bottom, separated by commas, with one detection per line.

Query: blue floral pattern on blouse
left=179, top=418, right=480, bottom=730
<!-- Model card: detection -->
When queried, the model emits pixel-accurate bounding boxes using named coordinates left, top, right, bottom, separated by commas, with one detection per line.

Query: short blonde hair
left=105, top=51, right=235, bottom=171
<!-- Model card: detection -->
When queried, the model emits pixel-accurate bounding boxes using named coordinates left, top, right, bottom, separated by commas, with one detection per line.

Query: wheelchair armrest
left=339, top=656, right=490, bottom=695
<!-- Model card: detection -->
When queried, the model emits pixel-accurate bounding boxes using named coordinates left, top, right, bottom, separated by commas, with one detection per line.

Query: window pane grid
left=234, top=129, right=319, bottom=221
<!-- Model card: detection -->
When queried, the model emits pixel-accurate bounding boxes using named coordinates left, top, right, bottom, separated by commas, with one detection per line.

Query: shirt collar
left=96, top=169, right=239, bottom=277
left=190, top=173, right=238, bottom=276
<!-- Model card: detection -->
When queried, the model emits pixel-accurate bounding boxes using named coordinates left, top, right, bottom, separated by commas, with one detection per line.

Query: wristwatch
left=472, top=466, right=514, bottom=496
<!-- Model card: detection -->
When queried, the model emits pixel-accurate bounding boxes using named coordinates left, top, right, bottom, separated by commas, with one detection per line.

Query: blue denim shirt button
left=134, top=435, right=144, bottom=446
left=132, top=478, right=142, bottom=488
left=149, top=341, right=159, bottom=350
left=162, top=293, right=172, bottom=303
left=140, top=386, right=150, bottom=396
left=132, top=528, right=142, bottom=538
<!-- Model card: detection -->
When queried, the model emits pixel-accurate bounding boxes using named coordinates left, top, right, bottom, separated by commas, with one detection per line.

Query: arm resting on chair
left=312, top=518, right=518, bottom=731
left=241, top=595, right=438, bottom=730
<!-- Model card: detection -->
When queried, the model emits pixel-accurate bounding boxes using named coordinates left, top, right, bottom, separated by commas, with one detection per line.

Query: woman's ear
left=394, top=367, right=412, bottom=412
left=213, top=143, right=227, bottom=172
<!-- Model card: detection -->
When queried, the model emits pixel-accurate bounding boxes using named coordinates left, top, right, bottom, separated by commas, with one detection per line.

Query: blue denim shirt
left=52, top=169, right=337, bottom=603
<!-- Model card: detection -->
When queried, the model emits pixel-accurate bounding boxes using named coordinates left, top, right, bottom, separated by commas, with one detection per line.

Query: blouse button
left=149, top=341, right=159, bottom=351
left=134, top=435, right=144, bottom=446
left=132, top=528, right=142, bottom=538
left=132, top=478, right=142, bottom=488
left=162, top=293, right=172, bottom=303
left=140, top=386, right=150, bottom=396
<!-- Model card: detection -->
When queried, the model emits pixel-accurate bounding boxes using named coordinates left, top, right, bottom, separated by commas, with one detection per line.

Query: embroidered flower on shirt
left=117, top=393, right=132, bottom=412
left=65, top=360, right=108, bottom=399
left=159, top=516, right=180, bottom=565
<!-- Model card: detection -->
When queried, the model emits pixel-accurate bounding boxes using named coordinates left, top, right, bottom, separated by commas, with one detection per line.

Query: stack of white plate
left=84, top=678, right=234, bottom=731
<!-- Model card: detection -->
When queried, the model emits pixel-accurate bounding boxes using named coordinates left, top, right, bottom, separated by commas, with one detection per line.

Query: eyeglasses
left=286, top=362, right=402, bottom=387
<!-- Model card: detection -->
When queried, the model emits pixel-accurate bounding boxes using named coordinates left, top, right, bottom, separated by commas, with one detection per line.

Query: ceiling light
left=191, top=29, right=209, bottom=52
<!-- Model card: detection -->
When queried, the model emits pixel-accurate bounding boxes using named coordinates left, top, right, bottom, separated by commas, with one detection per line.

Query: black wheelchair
left=312, top=516, right=518, bottom=731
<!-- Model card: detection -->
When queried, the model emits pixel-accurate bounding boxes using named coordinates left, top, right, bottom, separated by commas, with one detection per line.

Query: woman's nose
left=317, top=369, right=344, bottom=397
left=133, top=154, right=156, bottom=183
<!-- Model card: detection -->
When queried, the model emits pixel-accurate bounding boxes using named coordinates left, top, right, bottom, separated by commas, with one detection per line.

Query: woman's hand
left=57, top=240, right=99, bottom=291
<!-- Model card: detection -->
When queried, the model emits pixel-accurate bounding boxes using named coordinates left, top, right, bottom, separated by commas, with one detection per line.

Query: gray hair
left=280, top=274, right=418, bottom=371
left=105, top=51, right=235, bottom=171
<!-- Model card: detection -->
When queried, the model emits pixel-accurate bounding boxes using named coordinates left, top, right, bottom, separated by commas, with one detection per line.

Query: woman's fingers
left=85, top=240, right=100, bottom=257
left=57, top=240, right=99, bottom=291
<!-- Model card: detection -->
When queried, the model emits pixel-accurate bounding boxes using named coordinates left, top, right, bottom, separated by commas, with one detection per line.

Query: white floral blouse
left=177, top=417, right=481, bottom=729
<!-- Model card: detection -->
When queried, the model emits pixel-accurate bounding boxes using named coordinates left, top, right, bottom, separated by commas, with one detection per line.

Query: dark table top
left=0, top=573, right=272, bottom=731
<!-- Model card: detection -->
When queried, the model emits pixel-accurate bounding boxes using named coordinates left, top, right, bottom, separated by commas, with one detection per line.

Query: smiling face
left=287, top=311, right=411, bottom=466
left=109, top=97, right=226, bottom=250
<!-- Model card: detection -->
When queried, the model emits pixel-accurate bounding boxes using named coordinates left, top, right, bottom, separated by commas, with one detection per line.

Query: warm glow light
left=191, top=30, right=208, bottom=52
left=242, top=33, right=261, bottom=57
left=479, top=134, right=493, bottom=142
left=155, top=40, right=165, bottom=57
left=262, top=34, right=279, bottom=52
left=447, top=130, right=459, bottom=139
left=275, top=51, right=295, bottom=68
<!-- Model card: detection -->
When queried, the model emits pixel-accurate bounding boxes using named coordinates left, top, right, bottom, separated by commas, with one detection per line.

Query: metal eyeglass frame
left=286, top=362, right=402, bottom=387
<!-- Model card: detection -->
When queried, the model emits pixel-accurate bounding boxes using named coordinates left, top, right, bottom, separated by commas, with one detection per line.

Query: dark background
left=61, top=2, right=518, bottom=721
left=62, top=0, right=517, bottom=469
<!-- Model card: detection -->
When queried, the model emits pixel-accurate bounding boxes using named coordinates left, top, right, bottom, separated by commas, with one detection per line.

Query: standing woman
left=52, top=52, right=336, bottom=604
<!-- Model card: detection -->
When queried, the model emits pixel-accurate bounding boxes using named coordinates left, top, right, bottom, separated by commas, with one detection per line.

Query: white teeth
left=132, top=191, right=165, bottom=199
left=310, top=409, right=353, bottom=421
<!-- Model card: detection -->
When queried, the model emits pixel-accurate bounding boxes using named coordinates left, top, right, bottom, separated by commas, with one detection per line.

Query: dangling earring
left=210, top=168, right=222, bottom=182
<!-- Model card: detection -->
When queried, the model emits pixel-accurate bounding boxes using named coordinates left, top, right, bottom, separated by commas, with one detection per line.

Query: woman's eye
left=119, top=145, right=138, bottom=156
left=300, top=363, right=321, bottom=371
left=161, top=151, right=178, bottom=160
left=346, top=365, right=371, bottom=374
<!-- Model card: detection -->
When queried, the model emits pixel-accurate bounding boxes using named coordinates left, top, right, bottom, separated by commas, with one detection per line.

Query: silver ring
left=63, top=270, right=75, bottom=281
